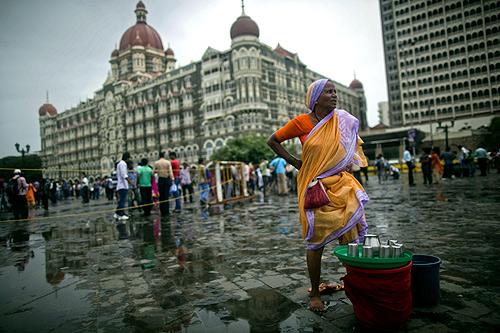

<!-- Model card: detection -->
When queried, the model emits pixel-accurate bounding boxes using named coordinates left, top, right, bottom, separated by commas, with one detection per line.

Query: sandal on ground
left=308, top=282, right=344, bottom=295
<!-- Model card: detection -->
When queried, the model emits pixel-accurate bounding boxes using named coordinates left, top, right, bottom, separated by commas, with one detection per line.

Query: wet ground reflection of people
left=9, top=223, right=33, bottom=271
left=160, top=217, right=176, bottom=253
left=141, top=219, right=157, bottom=269
left=116, top=222, right=128, bottom=240
left=9, top=224, right=30, bottom=250
left=171, top=215, right=190, bottom=272
left=42, top=226, right=66, bottom=286
left=200, top=207, right=209, bottom=221
left=175, top=237, right=187, bottom=271
left=46, top=265, right=65, bottom=286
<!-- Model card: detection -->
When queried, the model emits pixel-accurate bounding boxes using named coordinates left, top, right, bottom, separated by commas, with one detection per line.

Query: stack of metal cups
left=391, top=244, right=403, bottom=257
left=346, top=239, right=404, bottom=258
left=388, top=240, right=404, bottom=258
left=380, top=245, right=391, bottom=258
left=362, top=245, right=373, bottom=258
left=348, top=243, right=359, bottom=257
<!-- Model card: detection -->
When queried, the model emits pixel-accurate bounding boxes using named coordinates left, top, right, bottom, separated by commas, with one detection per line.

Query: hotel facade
left=39, top=2, right=368, bottom=178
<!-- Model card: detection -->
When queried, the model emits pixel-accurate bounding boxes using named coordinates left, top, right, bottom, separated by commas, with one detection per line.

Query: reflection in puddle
left=224, top=288, right=300, bottom=332
left=178, top=288, right=300, bottom=333
left=183, top=308, right=250, bottom=332
left=0, top=233, right=92, bottom=333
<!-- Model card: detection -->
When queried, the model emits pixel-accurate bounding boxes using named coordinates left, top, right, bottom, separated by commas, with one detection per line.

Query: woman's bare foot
left=309, top=296, right=325, bottom=312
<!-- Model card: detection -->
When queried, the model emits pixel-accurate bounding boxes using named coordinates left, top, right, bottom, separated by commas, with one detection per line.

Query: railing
left=206, top=161, right=250, bottom=204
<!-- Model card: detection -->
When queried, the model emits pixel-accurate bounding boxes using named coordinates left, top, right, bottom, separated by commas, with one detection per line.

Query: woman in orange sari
left=268, top=79, right=368, bottom=312
left=26, top=183, right=36, bottom=208
left=431, top=147, right=443, bottom=184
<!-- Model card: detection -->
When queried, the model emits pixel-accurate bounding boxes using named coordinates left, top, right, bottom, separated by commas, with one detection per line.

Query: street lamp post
left=15, top=143, right=30, bottom=157
left=437, top=120, right=455, bottom=151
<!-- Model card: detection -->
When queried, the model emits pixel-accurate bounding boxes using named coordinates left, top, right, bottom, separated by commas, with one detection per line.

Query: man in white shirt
left=9, top=169, right=28, bottom=220
left=114, top=152, right=131, bottom=220
left=81, top=172, right=90, bottom=203
left=403, top=148, right=416, bottom=186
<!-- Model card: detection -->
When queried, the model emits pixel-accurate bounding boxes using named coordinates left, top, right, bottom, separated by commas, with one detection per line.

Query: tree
left=210, top=135, right=275, bottom=163
left=486, top=117, right=500, bottom=151
left=0, top=154, right=43, bottom=182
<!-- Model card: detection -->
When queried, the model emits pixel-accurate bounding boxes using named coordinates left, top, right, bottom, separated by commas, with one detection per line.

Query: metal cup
left=348, top=243, right=359, bottom=257
left=391, top=244, right=403, bottom=257
left=380, top=245, right=391, bottom=258
left=362, top=245, right=373, bottom=258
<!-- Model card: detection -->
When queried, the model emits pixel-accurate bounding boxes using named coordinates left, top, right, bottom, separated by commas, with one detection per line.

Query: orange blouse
left=275, top=114, right=314, bottom=145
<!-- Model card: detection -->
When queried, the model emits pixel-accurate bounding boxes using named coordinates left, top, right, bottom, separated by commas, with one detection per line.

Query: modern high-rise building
left=379, top=0, right=499, bottom=128
left=39, top=2, right=367, bottom=179
left=378, top=101, right=390, bottom=126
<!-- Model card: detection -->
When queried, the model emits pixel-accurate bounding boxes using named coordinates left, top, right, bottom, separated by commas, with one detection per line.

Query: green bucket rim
left=333, top=245, right=413, bottom=269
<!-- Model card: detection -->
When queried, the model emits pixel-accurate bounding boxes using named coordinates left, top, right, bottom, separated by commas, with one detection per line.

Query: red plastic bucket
left=343, top=262, right=413, bottom=332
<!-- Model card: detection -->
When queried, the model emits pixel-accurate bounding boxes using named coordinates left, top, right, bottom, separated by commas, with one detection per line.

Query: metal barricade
left=206, top=161, right=250, bottom=204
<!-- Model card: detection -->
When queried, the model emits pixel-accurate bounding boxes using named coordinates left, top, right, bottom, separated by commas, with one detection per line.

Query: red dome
left=118, top=2, right=163, bottom=51
left=39, top=103, right=57, bottom=117
left=230, top=15, right=259, bottom=39
left=165, top=47, right=174, bottom=56
left=119, top=23, right=163, bottom=51
left=349, top=79, right=364, bottom=90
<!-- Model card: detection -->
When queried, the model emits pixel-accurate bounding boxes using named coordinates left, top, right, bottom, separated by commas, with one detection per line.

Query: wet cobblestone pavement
left=0, top=173, right=499, bottom=332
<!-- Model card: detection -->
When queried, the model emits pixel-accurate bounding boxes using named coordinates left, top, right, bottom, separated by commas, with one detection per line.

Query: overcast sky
left=0, top=0, right=387, bottom=158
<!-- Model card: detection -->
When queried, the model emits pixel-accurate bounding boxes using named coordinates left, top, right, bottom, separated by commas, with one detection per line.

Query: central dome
left=118, top=2, right=164, bottom=51
left=230, top=4, right=259, bottom=40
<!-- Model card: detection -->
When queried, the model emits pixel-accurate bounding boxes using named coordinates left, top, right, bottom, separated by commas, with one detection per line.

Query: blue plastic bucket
left=411, top=254, right=441, bottom=307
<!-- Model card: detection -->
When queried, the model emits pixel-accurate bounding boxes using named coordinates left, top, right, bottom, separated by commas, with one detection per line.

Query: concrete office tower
left=378, top=101, right=390, bottom=126
left=379, top=0, right=499, bottom=127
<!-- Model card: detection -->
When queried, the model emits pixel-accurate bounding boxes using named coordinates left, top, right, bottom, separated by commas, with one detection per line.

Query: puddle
left=0, top=234, right=92, bottom=333
left=177, top=288, right=300, bottom=333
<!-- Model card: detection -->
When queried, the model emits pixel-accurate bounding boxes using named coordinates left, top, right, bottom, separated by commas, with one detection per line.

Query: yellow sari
left=297, top=108, right=368, bottom=250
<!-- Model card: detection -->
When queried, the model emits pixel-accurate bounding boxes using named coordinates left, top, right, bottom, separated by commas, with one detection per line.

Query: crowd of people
left=110, top=152, right=301, bottom=220
left=0, top=152, right=208, bottom=220
left=0, top=151, right=299, bottom=221
left=374, top=144, right=500, bottom=186
left=1, top=142, right=498, bottom=221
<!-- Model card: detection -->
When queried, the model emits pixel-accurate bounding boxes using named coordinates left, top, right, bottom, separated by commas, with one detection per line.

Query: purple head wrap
left=306, top=78, right=329, bottom=111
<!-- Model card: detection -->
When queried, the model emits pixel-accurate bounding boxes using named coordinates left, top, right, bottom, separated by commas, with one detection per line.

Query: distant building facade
left=379, top=0, right=499, bottom=127
left=378, top=101, right=390, bottom=126
left=39, top=2, right=367, bottom=179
